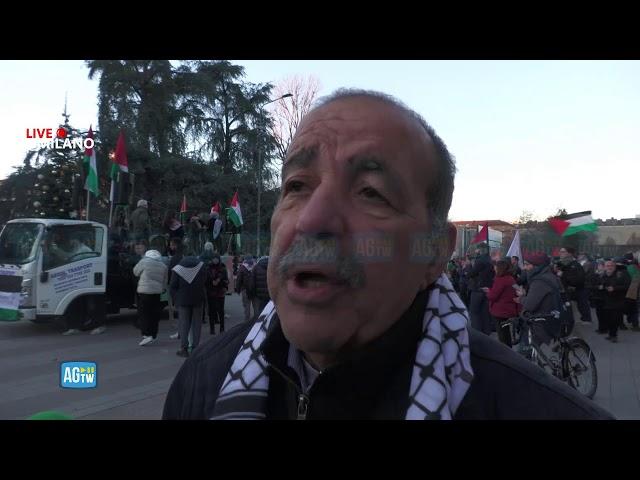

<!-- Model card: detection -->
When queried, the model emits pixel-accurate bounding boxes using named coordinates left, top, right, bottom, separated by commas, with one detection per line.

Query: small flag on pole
left=470, top=222, right=489, bottom=244
left=506, top=230, right=523, bottom=268
left=83, top=127, right=98, bottom=195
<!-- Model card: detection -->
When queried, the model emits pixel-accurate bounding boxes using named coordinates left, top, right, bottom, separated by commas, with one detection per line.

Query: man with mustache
left=163, top=90, right=612, bottom=420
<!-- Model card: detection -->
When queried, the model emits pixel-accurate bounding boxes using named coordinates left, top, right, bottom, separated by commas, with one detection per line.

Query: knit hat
left=523, top=252, right=550, bottom=267
left=137, top=199, right=148, bottom=208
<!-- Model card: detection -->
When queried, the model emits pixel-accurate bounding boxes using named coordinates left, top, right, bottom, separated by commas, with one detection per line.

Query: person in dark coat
left=586, top=259, right=606, bottom=333
left=467, top=243, right=495, bottom=335
left=597, top=259, right=631, bottom=343
left=235, top=255, right=256, bottom=322
left=170, top=255, right=207, bottom=357
left=205, top=253, right=229, bottom=334
left=250, top=255, right=270, bottom=321
left=482, top=259, right=520, bottom=347
left=557, top=247, right=591, bottom=325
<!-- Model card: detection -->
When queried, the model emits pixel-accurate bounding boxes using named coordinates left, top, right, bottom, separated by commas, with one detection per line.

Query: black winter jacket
left=170, top=256, right=207, bottom=307
left=251, top=257, right=270, bottom=301
left=468, top=254, right=495, bottom=291
left=163, top=287, right=613, bottom=420
left=599, top=267, right=631, bottom=311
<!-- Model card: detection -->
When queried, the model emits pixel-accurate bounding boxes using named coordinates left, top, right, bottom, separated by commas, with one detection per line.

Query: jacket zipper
left=269, top=363, right=312, bottom=420
left=297, top=393, right=310, bottom=420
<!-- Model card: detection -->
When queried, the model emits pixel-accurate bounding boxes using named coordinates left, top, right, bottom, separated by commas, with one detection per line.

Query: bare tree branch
left=267, top=75, right=321, bottom=166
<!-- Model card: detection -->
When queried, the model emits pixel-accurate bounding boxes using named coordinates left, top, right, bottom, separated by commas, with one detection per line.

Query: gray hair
left=313, top=89, right=456, bottom=231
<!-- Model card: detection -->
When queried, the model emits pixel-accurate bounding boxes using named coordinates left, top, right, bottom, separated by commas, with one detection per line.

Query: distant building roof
left=451, top=220, right=515, bottom=231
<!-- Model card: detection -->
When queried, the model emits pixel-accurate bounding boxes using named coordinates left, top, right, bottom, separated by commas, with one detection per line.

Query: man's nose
left=295, top=184, right=347, bottom=238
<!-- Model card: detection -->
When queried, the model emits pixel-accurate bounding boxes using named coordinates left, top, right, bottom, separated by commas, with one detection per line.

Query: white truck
left=0, top=218, right=139, bottom=326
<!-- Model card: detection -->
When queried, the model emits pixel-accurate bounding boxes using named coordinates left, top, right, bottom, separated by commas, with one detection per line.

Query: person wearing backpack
left=514, top=252, right=565, bottom=345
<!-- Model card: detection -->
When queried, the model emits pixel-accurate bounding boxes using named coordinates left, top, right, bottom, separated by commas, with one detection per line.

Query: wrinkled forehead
left=289, top=97, right=435, bottom=164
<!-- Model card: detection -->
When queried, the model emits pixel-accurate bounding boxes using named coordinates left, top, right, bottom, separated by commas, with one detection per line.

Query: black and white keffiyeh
left=211, top=273, right=474, bottom=420
left=172, top=262, right=204, bottom=284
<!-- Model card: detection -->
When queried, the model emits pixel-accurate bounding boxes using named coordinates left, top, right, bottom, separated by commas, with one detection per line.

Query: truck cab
left=0, top=219, right=109, bottom=324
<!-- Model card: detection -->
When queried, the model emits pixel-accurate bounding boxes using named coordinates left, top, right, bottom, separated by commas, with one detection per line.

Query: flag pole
left=86, top=189, right=90, bottom=221
left=108, top=180, right=114, bottom=228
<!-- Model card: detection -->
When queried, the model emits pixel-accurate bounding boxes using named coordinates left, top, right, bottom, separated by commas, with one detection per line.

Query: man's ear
left=419, top=222, right=456, bottom=289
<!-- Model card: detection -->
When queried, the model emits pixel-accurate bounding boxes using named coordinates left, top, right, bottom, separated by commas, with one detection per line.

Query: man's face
left=523, top=262, right=534, bottom=272
left=134, top=244, right=146, bottom=257
left=511, top=257, right=518, bottom=265
left=559, top=248, right=569, bottom=259
left=605, top=261, right=616, bottom=275
left=268, top=97, right=453, bottom=366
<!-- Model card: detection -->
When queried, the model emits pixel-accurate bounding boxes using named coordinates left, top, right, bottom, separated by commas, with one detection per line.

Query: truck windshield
left=0, top=223, right=44, bottom=265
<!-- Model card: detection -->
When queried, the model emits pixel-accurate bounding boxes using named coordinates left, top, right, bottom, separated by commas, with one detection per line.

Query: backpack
left=535, top=276, right=575, bottom=338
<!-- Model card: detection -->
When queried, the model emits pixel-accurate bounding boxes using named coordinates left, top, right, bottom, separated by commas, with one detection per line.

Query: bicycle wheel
left=563, top=337, right=597, bottom=399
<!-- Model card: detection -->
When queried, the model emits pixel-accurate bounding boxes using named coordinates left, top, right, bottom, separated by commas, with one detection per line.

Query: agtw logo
left=60, top=362, right=97, bottom=389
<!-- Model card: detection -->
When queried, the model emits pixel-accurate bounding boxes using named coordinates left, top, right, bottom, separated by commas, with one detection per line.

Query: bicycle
left=507, top=312, right=598, bottom=399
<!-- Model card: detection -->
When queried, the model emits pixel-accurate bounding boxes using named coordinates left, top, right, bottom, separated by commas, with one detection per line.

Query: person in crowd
left=235, top=255, right=256, bottom=323
left=205, top=253, right=229, bottom=334
left=129, top=199, right=151, bottom=241
left=133, top=249, right=168, bottom=346
left=249, top=255, right=270, bottom=321
left=587, top=258, right=607, bottom=333
left=557, top=247, right=591, bottom=325
left=467, top=243, right=495, bottom=335
left=171, top=254, right=207, bottom=357
left=598, top=259, right=632, bottom=343
left=623, top=252, right=640, bottom=331
left=482, top=259, right=520, bottom=347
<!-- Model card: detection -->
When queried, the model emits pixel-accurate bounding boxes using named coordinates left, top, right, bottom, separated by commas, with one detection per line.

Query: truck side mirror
left=40, top=271, right=49, bottom=283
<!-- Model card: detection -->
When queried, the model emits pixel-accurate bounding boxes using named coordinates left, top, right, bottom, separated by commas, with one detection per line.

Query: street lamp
left=256, top=93, right=292, bottom=258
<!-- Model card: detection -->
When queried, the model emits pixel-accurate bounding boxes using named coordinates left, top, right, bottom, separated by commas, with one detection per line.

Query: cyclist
left=514, top=252, right=563, bottom=348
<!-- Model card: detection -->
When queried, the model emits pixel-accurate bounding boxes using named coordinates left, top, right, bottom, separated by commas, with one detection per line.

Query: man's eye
left=359, top=187, right=389, bottom=204
left=284, top=180, right=306, bottom=194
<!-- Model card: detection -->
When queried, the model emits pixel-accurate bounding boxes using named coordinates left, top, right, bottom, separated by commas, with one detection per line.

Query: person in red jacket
left=482, top=259, right=520, bottom=347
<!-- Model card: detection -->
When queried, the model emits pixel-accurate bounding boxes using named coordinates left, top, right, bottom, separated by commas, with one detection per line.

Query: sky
left=1, top=60, right=638, bottom=223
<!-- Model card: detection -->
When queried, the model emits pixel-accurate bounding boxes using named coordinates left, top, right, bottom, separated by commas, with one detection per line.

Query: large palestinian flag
left=549, top=211, right=598, bottom=237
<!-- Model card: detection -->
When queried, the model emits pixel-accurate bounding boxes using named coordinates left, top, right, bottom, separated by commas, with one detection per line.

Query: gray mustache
left=276, top=236, right=366, bottom=289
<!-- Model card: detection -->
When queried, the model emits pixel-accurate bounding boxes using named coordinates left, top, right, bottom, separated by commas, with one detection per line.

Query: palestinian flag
left=549, top=211, right=598, bottom=237
left=110, top=130, right=129, bottom=204
left=227, top=191, right=243, bottom=227
left=83, top=127, right=98, bottom=195
left=470, top=222, right=488, bottom=244
left=0, top=266, right=22, bottom=322
left=211, top=202, right=222, bottom=215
